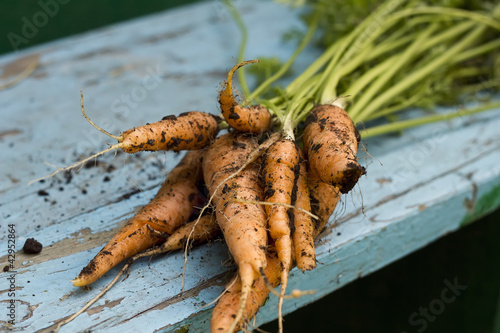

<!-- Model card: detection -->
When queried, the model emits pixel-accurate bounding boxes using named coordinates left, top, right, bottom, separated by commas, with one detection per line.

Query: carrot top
left=231, top=0, right=500, bottom=137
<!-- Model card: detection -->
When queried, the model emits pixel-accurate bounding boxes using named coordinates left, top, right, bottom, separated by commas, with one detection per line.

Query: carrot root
left=32, top=98, right=219, bottom=183
left=262, top=138, right=300, bottom=333
left=219, top=60, right=272, bottom=133
left=308, top=168, right=342, bottom=238
left=303, top=104, right=364, bottom=194
left=210, top=252, right=281, bottom=333
left=203, top=133, right=269, bottom=332
left=72, top=150, right=204, bottom=287
left=292, top=151, right=316, bottom=272
left=59, top=214, right=218, bottom=332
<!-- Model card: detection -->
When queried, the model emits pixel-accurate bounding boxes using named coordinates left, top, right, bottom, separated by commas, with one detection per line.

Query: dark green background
left=0, top=0, right=203, bottom=55
left=2, top=2, right=499, bottom=332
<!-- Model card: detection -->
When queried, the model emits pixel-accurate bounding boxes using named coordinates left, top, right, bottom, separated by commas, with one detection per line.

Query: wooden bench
left=1, top=1, right=499, bottom=332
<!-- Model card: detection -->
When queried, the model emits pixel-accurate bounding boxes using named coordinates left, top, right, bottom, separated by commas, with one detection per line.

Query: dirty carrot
left=308, top=168, right=342, bottom=239
left=203, top=132, right=268, bottom=333
left=116, top=111, right=218, bottom=153
left=82, top=91, right=219, bottom=153
left=219, top=60, right=272, bottom=133
left=152, top=214, right=220, bottom=252
left=71, top=150, right=204, bottom=287
left=210, top=250, right=281, bottom=333
left=291, top=150, right=316, bottom=271
left=303, top=105, right=365, bottom=194
left=210, top=246, right=316, bottom=332
left=261, top=137, right=299, bottom=332
left=55, top=214, right=219, bottom=333
left=31, top=92, right=219, bottom=183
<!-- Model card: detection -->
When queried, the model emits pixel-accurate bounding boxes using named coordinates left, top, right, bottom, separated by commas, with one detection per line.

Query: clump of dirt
left=23, top=238, right=43, bottom=254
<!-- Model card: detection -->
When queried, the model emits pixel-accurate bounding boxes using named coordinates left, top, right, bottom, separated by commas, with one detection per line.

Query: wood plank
left=1, top=1, right=499, bottom=332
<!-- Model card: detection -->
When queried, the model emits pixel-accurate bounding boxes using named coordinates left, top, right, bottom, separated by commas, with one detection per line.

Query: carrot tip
left=71, top=278, right=84, bottom=287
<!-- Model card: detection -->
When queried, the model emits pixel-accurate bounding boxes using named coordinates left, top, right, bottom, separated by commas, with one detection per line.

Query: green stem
left=453, top=38, right=500, bottom=63
left=318, top=3, right=420, bottom=102
left=320, top=19, right=430, bottom=102
left=349, top=23, right=439, bottom=119
left=346, top=19, right=475, bottom=115
left=282, top=38, right=342, bottom=96
left=248, top=7, right=320, bottom=102
left=250, top=2, right=500, bottom=139
left=341, top=57, right=394, bottom=103
left=282, top=114, right=295, bottom=140
left=287, top=0, right=405, bottom=102
left=393, top=6, right=500, bottom=31
left=318, top=9, right=482, bottom=104
left=288, top=75, right=321, bottom=126
left=294, top=100, right=316, bottom=125
left=260, top=99, right=284, bottom=121
left=368, top=49, right=499, bottom=121
left=334, top=0, right=408, bottom=67
left=365, top=91, right=427, bottom=121
left=224, top=0, right=251, bottom=97
left=361, top=101, right=500, bottom=138
left=351, top=24, right=487, bottom=123
left=458, top=80, right=500, bottom=94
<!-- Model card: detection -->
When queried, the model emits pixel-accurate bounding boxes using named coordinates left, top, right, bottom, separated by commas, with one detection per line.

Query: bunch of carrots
left=53, top=61, right=352, bottom=333
left=42, top=0, right=500, bottom=332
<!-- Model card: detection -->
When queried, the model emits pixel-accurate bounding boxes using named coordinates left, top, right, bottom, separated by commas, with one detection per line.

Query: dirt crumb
left=23, top=238, right=43, bottom=254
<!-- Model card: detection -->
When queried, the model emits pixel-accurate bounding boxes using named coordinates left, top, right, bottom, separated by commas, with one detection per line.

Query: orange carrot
left=203, top=133, right=268, bottom=333
left=308, top=168, right=341, bottom=238
left=55, top=214, right=219, bottom=333
left=153, top=214, right=219, bottom=252
left=303, top=105, right=364, bottom=194
left=219, top=60, right=272, bottom=134
left=72, top=150, right=204, bottom=287
left=118, top=111, right=219, bottom=153
left=291, top=151, right=316, bottom=271
left=211, top=251, right=281, bottom=333
left=261, top=137, right=299, bottom=332
left=31, top=94, right=220, bottom=183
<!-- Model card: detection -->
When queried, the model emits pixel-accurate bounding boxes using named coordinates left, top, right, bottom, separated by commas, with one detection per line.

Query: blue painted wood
left=1, top=1, right=499, bottom=332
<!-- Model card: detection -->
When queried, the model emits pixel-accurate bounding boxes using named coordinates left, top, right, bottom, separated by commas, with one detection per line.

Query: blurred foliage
left=300, top=0, right=499, bottom=48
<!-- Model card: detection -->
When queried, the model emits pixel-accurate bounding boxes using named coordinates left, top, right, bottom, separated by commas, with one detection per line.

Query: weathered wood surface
left=1, top=1, right=499, bottom=332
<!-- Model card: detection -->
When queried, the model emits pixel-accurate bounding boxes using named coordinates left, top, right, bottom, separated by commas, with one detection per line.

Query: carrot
left=291, top=150, right=316, bottom=272
left=71, top=150, right=204, bottom=287
left=210, top=251, right=281, bottom=333
left=308, top=168, right=342, bottom=239
left=210, top=246, right=316, bottom=333
left=152, top=214, right=220, bottom=252
left=210, top=146, right=334, bottom=332
left=261, top=137, right=300, bottom=332
left=203, top=132, right=268, bottom=333
left=116, top=111, right=219, bottom=153
left=55, top=214, right=219, bottom=333
left=303, top=104, right=365, bottom=194
left=219, top=60, right=272, bottom=134
left=31, top=92, right=219, bottom=183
